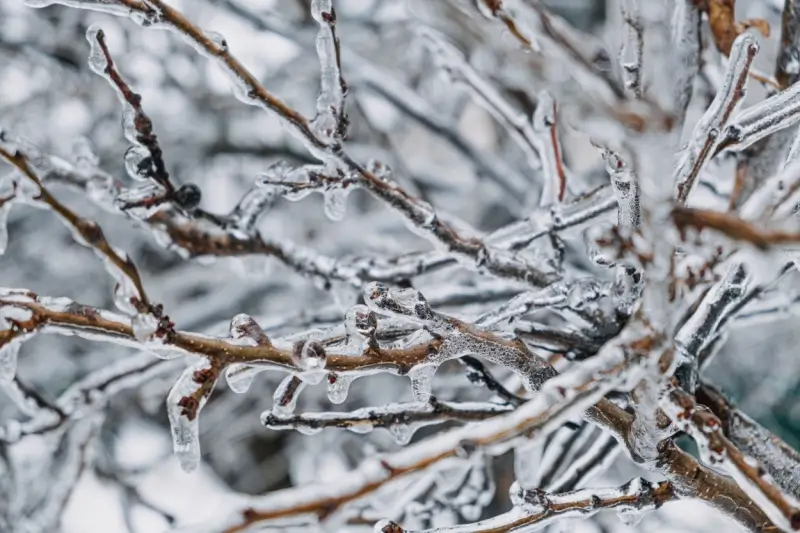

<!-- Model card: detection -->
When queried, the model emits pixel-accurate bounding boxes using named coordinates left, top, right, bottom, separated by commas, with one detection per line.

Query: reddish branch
left=672, top=205, right=800, bottom=250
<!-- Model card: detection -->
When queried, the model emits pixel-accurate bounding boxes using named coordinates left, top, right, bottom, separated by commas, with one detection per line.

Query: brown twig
left=672, top=205, right=800, bottom=250
left=115, top=0, right=558, bottom=288
left=668, top=387, right=800, bottom=530
left=93, top=29, right=176, bottom=198
left=0, top=146, right=152, bottom=310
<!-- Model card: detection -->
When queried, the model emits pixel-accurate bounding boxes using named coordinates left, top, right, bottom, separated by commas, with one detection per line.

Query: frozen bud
left=364, top=282, right=433, bottom=322
left=173, top=183, right=202, bottom=210
left=229, top=313, right=269, bottom=345
left=291, top=340, right=327, bottom=371
left=345, top=304, right=377, bottom=338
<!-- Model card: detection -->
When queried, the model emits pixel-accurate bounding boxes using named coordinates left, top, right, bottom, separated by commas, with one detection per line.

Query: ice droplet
left=345, top=304, right=377, bottom=339
left=113, top=279, right=139, bottom=316
left=225, top=363, right=260, bottom=394
left=327, top=373, right=353, bottom=404
left=291, top=340, right=327, bottom=371
left=323, top=187, right=348, bottom=221
left=204, top=30, right=228, bottom=53
left=229, top=313, right=269, bottom=346
left=85, top=26, right=109, bottom=75
left=408, top=364, right=436, bottom=402
left=166, top=361, right=216, bottom=473
left=271, top=375, right=306, bottom=415
left=132, top=312, right=159, bottom=342
left=0, top=339, right=21, bottom=381
left=123, top=145, right=153, bottom=181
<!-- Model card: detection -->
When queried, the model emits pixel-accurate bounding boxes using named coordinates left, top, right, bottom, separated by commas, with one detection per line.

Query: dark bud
left=173, top=183, right=202, bottom=210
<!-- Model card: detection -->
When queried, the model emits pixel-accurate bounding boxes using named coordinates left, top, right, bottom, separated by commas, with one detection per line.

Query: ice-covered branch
left=672, top=205, right=800, bottom=250
left=262, top=398, right=513, bottom=444
left=697, top=382, right=800, bottom=501
left=670, top=1, right=702, bottom=131
left=87, top=27, right=201, bottom=212
left=674, top=33, right=758, bottom=204
left=309, top=0, right=348, bottom=141
left=72, top=0, right=560, bottom=288
left=0, top=145, right=169, bottom=346
left=719, top=79, right=800, bottom=153
left=664, top=387, right=800, bottom=532
left=378, top=477, right=673, bottom=533
left=620, top=0, right=644, bottom=100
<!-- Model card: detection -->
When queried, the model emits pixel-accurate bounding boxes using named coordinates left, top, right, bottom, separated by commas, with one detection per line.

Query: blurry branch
left=219, top=0, right=530, bottom=199
left=695, top=0, right=770, bottom=56
left=0, top=353, right=177, bottom=442
left=518, top=0, right=626, bottom=100
left=80, top=0, right=563, bottom=288
left=379, top=477, right=674, bottom=533
left=777, top=0, right=800, bottom=89
left=672, top=205, right=800, bottom=250
left=0, top=145, right=155, bottom=312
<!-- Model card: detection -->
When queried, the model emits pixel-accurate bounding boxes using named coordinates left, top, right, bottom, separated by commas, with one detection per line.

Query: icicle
left=323, top=186, right=348, bottom=221
left=229, top=162, right=291, bottom=232
left=310, top=0, right=346, bottom=142
left=85, top=25, right=108, bottom=75
left=408, top=364, right=436, bottom=403
left=224, top=364, right=263, bottom=394
left=272, top=376, right=306, bottom=415
left=326, top=372, right=353, bottom=404
left=602, top=149, right=640, bottom=229
left=344, top=304, right=377, bottom=351
left=620, top=0, right=643, bottom=99
left=166, top=360, right=217, bottom=472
